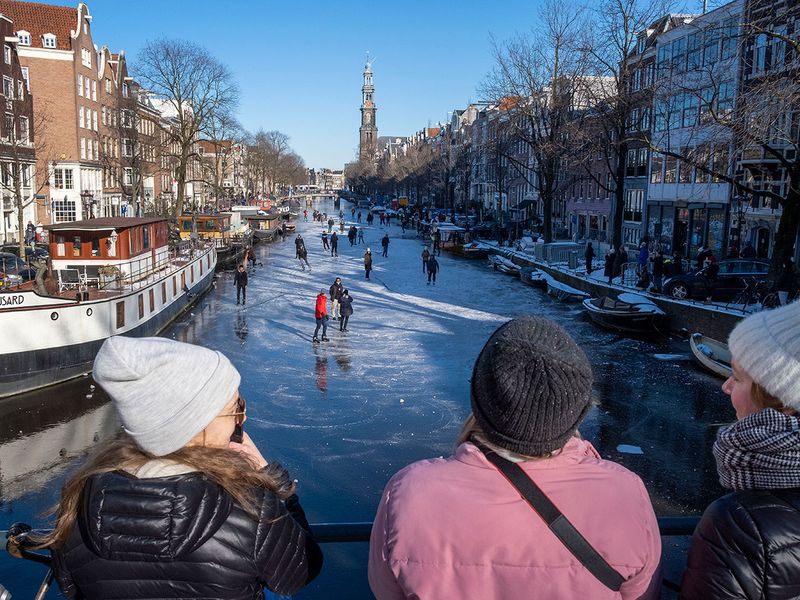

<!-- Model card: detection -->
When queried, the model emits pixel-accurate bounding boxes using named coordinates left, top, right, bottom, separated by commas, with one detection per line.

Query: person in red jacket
left=313, top=290, right=329, bottom=343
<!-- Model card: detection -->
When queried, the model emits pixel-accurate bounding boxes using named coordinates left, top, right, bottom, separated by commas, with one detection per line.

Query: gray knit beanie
left=93, top=336, right=241, bottom=456
left=728, top=300, right=800, bottom=411
left=470, top=317, right=593, bottom=455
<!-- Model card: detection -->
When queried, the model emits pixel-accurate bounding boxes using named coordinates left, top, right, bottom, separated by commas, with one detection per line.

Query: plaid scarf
left=713, top=409, right=800, bottom=490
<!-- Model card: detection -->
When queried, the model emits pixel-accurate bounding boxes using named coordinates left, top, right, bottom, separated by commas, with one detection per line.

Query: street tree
left=134, top=39, right=239, bottom=216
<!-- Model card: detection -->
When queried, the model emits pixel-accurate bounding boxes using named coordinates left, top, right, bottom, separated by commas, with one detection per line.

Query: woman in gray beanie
left=681, top=300, right=800, bottom=599
left=369, top=316, right=661, bottom=600
left=40, top=336, right=322, bottom=599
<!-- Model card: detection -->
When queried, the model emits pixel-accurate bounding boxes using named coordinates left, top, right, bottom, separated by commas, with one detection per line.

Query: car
left=0, top=252, right=29, bottom=284
left=663, top=259, right=770, bottom=301
left=0, top=243, right=49, bottom=261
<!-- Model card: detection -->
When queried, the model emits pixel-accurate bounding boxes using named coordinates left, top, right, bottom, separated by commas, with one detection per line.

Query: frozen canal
left=0, top=200, right=733, bottom=598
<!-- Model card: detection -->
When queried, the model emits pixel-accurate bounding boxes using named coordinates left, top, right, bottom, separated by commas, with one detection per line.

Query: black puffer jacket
left=680, top=488, right=800, bottom=599
left=52, top=470, right=323, bottom=599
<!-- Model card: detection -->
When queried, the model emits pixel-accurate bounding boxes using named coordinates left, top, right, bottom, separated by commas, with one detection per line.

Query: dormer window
left=17, top=31, right=31, bottom=46
left=43, top=34, right=56, bottom=49
left=3, top=45, right=9, bottom=64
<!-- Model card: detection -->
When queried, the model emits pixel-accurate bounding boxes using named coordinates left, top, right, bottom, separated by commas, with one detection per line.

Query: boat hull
left=689, top=333, right=732, bottom=378
left=520, top=267, right=547, bottom=288
left=583, top=305, right=663, bottom=334
left=0, top=252, right=216, bottom=399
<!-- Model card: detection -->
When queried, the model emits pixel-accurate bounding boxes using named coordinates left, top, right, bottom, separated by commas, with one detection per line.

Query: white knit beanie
left=93, top=336, right=241, bottom=456
left=728, top=300, right=800, bottom=411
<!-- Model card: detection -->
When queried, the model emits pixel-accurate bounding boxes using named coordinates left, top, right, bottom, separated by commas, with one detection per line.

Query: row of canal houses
left=0, top=0, right=247, bottom=245
left=392, top=0, right=797, bottom=263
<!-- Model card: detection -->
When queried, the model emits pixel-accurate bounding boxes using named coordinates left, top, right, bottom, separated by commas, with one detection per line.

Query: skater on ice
left=313, top=290, right=330, bottom=343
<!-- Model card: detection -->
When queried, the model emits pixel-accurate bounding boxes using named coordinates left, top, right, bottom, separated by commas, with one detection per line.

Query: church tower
left=359, top=58, right=378, bottom=162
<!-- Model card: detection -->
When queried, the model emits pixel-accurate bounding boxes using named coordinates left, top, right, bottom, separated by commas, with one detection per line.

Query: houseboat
left=0, top=217, right=216, bottom=398
left=176, top=213, right=243, bottom=269
left=246, top=212, right=279, bottom=242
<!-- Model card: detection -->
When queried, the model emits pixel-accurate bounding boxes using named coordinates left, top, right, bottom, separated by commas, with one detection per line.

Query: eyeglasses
left=218, top=396, right=246, bottom=426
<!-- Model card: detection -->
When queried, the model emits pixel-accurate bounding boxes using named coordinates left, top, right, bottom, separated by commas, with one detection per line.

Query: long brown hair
left=37, top=431, right=295, bottom=550
left=751, top=381, right=796, bottom=415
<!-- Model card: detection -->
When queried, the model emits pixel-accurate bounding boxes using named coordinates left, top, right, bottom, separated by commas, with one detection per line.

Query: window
left=624, top=189, right=643, bottom=223
left=105, top=78, right=111, bottom=93
left=92, top=110, right=97, bottom=131
left=173, top=276, right=177, bottom=295
left=19, top=117, right=28, bottom=143
left=717, top=82, right=735, bottom=116
left=123, top=167, right=133, bottom=185
left=2, top=76, right=12, bottom=99
left=753, top=33, right=768, bottom=74
left=650, top=154, right=663, bottom=183
left=80, top=137, right=86, bottom=160
left=3, top=45, right=10, bottom=64
left=77, top=74, right=83, bottom=96
left=3, top=113, right=12, bottom=141
left=671, top=37, right=687, bottom=73
left=17, top=80, right=24, bottom=100
left=664, top=156, right=677, bottom=183
left=101, top=106, right=107, bottom=125
left=122, top=138, right=133, bottom=157
left=149, top=289, right=154, bottom=313
left=121, top=109, right=134, bottom=127
left=78, top=106, right=85, bottom=128
left=85, top=78, right=90, bottom=98
left=712, top=144, right=729, bottom=182
left=138, top=294, right=144, bottom=319
left=20, top=67, right=28, bottom=91
left=91, top=80, right=96, bottom=101
left=116, top=301, right=125, bottom=328
left=703, top=27, right=720, bottom=65
left=122, top=83, right=129, bottom=97
left=43, top=34, right=56, bottom=48
left=161, top=282, right=166, bottom=304
left=54, top=168, right=74, bottom=189
left=16, top=31, right=30, bottom=46
left=53, top=199, right=76, bottom=222
left=721, top=18, right=738, bottom=60
left=81, top=47, right=91, bottom=68
left=682, top=94, right=699, bottom=128
left=93, top=139, right=98, bottom=160
left=72, top=236, right=82, bottom=257
left=21, top=164, right=29, bottom=186
left=693, top=145, right=710, bottom=183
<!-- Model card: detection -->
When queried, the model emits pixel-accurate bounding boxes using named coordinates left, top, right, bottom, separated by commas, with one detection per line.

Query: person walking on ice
left=329, top=277, right=343, bottom=321
left=427, top=254, right=439, bottom=285
left=313, top=290, right=329, bottom=343
left=330, top=231, right=339, bottom=257
left=338, top=289, right=353, bottom=332
left=297, top=245, right=311, bottom=272
left=357, top=227, right=365, bottom=245
left=421, top=248, right=430, bottom=274
left=364, top=248, right=373, bottom=280
left=233, top=264, right=248, bottom=305
left=321, top=231, right=329, bottom=250
left=381, top=234, right=390, bottom=257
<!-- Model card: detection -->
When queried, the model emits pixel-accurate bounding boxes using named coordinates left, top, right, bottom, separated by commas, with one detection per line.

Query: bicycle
left=729, top=278, right=777, bottom=312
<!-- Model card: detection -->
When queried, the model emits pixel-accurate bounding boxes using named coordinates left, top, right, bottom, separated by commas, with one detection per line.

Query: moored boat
left=582, top=293, right=667, bottom=334
left=689, top=332, right=732, bottom=378
left=546, top=276, right=590, bottom=302
left=520, top=266, right=548, bottom=288
left=0, top=217, right=216, bottom=398
left=488, top=254, right=521, bottom=275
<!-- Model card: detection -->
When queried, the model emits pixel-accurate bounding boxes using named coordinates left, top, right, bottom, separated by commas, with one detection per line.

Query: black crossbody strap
left=474, top=441, right=626, bottom=592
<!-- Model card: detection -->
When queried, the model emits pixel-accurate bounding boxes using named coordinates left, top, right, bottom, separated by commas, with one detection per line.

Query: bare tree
left=134, top=39, right=239, bottom=216
left=484, top=0, right=590, bottom=243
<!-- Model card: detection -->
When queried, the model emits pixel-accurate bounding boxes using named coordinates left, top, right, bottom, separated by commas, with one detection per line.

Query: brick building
left=0, top=12, right=36, bottom=243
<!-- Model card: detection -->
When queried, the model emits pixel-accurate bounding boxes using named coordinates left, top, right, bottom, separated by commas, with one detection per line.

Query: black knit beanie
left=470, top=317, right=593, bottom=455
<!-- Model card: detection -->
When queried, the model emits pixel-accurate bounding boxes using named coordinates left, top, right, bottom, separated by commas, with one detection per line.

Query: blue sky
left=43, top=0, right=706, bottom=170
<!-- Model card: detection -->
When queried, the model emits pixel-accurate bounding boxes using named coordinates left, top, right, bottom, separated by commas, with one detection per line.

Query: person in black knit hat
left=368, top=316, right=661, bottom=600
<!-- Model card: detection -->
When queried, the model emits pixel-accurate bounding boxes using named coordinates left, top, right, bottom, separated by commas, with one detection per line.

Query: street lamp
left=80, top=190, right=93, bottom=220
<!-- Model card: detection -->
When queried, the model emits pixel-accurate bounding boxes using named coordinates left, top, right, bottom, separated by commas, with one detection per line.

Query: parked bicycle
left=727, top=278, right=780, bottom=312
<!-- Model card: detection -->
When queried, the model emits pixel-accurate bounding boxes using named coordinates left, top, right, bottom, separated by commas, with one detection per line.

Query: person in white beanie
left=681, top=300, right=800, bottom=599
left=42, top=336, right=323, bottom=599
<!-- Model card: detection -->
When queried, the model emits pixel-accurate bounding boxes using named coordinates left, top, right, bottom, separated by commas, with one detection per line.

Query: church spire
left=359, top=54, right=378, bottom=162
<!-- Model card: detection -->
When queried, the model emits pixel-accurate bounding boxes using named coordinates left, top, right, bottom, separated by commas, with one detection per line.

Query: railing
left=1, top=517, right=701, bottom=597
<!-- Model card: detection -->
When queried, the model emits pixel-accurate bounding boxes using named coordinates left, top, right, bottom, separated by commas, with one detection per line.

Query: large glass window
left=651, top=154, right=663, bottom=183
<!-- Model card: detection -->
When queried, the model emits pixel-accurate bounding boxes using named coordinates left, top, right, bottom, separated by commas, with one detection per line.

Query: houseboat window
left=205, top=221, right=215, bottom=231
left=172, top=276, right=177, bottom=295
left=56, top=235, right=65, bottom=256
left=149, top=289, right=154, bottom=313
left=138, top=294, right=144, bottom=319
left=91, top=238, right=100, bottom=256
left=116, top=301, right=124, bottom=328
left=190, top=265, right=194, bottom=282
left=200, top=261, right=203, bottom=275
left=161, top=282, right=166, bottom=304
left=73, top=237, right=82, bottom=257
left=181, top=272, right=186, bottom=289
left=182, top=221, right=193, bottom=231
left=207, top=255, right=210, bottom=268
left=143, top=225, right=149, bottom=249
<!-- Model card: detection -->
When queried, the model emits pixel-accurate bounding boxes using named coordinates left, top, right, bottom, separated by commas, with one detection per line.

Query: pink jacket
left=368, top=439, right=661, bottom=600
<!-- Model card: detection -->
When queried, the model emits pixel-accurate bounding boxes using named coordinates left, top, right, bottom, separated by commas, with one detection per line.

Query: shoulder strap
left=473, top=441, right=626, bottom=592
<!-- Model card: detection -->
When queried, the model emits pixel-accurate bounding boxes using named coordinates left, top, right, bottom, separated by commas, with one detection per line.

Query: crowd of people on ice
left=32, top=294, right=800, bottom=599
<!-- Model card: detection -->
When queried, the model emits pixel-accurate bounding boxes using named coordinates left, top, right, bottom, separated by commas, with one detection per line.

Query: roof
left=198, top=139, right=232, bottom=153
left=498, top=96, right=522, bottom=111
left=426, top=127, right=441, bottom=138
left=0, top=0, right=77, bottom=51
left=45, top=217, right=166, bottom=231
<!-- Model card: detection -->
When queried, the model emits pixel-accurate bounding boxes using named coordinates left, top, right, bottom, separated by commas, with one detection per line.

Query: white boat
left=546, top=276, right=590, bottom=302
left=488, top=255, right=520, bottom=275
left=0, top=217, right=216, bottom=398
left=689, top=332, right=732, bottom=379
left=520, top=267, right=548, bottom=288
